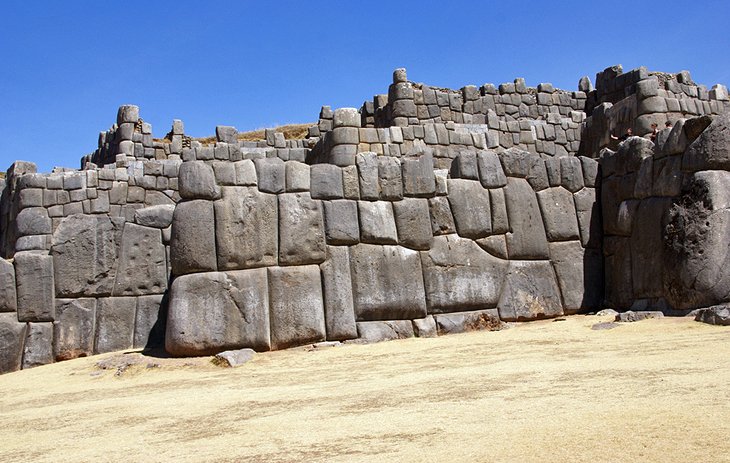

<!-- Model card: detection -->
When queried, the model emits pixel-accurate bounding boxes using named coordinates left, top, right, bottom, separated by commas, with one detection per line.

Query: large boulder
left=421, top=235, right=507, bottom=313
left=53, top=298, right=96, bottom=361
left=503, top=178, right=549, bottom=259
left=549, top=241, right=603, bottom=313
left=14, top=252, right=55, bottom=322
left=497, top=260, right=563, bottom=321
left=94, top=297, right=136, bottom=354
left=50, top=214, right=124, bottom=297
left=349, top=244, right=427, bottom=321
left=278, top=192, right=326, bottom=265
left=166, top=269, right=271, bottom=356
left=178, top=161, right=221, bottom=200
left=170, top=200, right=218, bottom=275
left=215, top=186, right=278, bottom=270
left=113, top=223, right=167, bottom=296
left=447, top=179, right=492, bottom=239
left=683, top=113, right=729, bottom=171
left=0, top=259, right=17, bottom=312
left=320, top=246, right=357, bottom=341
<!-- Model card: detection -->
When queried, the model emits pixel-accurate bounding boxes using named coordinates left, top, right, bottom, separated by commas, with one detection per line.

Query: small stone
left=213, top=348, right=256, bottom=367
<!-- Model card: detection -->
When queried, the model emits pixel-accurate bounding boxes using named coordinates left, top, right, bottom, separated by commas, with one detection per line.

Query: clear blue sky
left=1, top=0, right=728, bottom=173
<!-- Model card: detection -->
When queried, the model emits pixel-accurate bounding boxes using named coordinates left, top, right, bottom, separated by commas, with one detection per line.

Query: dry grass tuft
left=194, top=123, right=314, bottom=145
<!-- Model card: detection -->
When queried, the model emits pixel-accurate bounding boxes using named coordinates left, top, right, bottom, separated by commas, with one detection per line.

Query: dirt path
left=1, top=315, right=729, bottom=462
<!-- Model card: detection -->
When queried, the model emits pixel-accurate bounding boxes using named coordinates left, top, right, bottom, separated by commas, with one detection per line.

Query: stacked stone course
left=0, top=65, right=728, bottom=374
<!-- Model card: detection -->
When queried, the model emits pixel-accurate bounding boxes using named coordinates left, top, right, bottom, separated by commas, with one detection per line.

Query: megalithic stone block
left=94, top=297, right=136, bottom=354
left=0, top=313, right=27, bottom=373
left=166, top=269, right=271, bottom=356
left=320, top=246, right=357, bottom=341
left=15, top=252, right=55, bottom=322
left=178, top=161, right=221, bottom=200
left=53, top=298, right=96, bottom=361
left=393, top=198, right=432, bottom=250
left=215, top=186, right=278, bottom=270
left=268, top=265, right=326, bottom=350
left=170, top=199, right=218, bottom=275
left=497, top=261, right=563, bottom=321
left=447, top=179, right=492, bottom=239
left=504, top=178, right=549, bottom=259
left=278, top=192, right=326, bottom=266
left=134, top=294, right=165, bottom=349
left=0, top=259, right=17, bottom=312
left=113, top=223, right=167, bottom=296
left=21, top=322, right=53, bottom=369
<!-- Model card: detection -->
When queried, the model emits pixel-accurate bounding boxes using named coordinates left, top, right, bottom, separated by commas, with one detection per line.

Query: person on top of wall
left=610, top=127, right=633, bottom=142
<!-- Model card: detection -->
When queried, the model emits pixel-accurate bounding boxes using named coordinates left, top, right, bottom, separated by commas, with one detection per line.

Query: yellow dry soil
left=1, top=315, right=729, bottom=463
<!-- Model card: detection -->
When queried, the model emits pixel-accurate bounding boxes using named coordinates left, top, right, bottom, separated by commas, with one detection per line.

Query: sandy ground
left=0, top=314, right=728, bottom=463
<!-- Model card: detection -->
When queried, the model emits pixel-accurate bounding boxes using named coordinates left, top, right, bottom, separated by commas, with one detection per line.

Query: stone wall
left=601, top=113, right=730, bottom=312
left=1, top=65, right=728, bottom=375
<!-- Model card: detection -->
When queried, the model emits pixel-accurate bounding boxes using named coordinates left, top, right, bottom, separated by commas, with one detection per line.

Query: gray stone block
left=170, top=200, right=218, bottom=275
left=94, top=297, right=136, bottom=354
left=15, top=252, right=55, bottom=322
left=113, top=223, right=167, bottom=296
left=0, top=313, right=26, bottom=373
left=333, top=108, right=360, bottom=128
left=402, top=153, right=436, bottom=197
left=117, top=105, right=139, bottom=124
left=330, top=127, right=359, bottom=145
left=320, top=246, right=358, bottom=341
left=51, top=214, right=124, bottom=297
left=53, top=298, right=96, bottom=360
left=536, top=187, right=580, bottom=241
left=285, top=161, right=310, bottom=192
left=134, top=204, right=175, bottom=228
left=421, top=235, right=507, bottom=314
left=632, top=197, right=672, bottom=299
left=356, top=152, right=380, bottom=200
left=165, top=269, right=271, bottom=356
left=0, top=259, right=17, bottom=312
left=349, top=244, right=427, bottom=321
left=358, top=201, right=398, bottom=245
left=254, top=158, right=286, bottom=194
left=433, top=309, right=502, bottom=335
left=504, top=178, right=549, bottom=259
left=16, top=207, right=51, bottom=236
left=447, top=179, right=492, bottom=239
left=268, top=265, right=326, bottom=350
left=549, top=241, right=603, bottom=314
left=500, top=148, right=549, bottom=191
left=560, top=156, right=585, bottom=192
left=178, top=161, right=221, bottom=200
left=393, top=198, right=432, bottom=250
left=278, top=192, right=326, bottom=266
left=21, top=322, right=53, bottom=369
left=412, top=315, right=437, bottom=338
left=323, top=200, right=359, bottom=245
left=342, top=165, right=360, bottom=200
left=573, top=188, right=601, bottom=249
left=477, top=150, right=507, bottom=188
left=378, top=157, right=403, bottom=200
left=489, top=188, right=509, bottom=235
left=356, top=320, right=414, bottom=343
left=134, top=294, right=164, bottom=349
left=579, top=156, right=599, bottom=187
left=449, top=151, right=479, bottom=180
left=215, top=186, right=278, bottom=271
left=216, top=126, right=238, bottom=144
left=234, top=160, right=258, bottom=186
left=683, top=113, right=730, bottom=171
left=497, top=261, right=563, bottom=321
left=428, top=196, right=456, bottom=235
left=310, top=164, right=344, bottom=199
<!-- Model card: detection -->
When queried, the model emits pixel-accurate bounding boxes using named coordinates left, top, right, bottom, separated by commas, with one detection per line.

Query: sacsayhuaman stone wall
left=0, top=65, right=728, bottom=374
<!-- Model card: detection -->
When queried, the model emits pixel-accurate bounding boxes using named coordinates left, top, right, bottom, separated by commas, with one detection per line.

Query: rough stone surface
left=310, top=164, right=344, bottom=199
left=350, top=244, right=427, bottom=321
left=412, top=315, right=437, bottom=338
left=254, top=158, right=285, bottom=194
left=213, top=348, right=255, bottom=367
left=421, top=235, right=507, bottom=314
left=268, top=265, right=326, bottom=350
left=54, top=298, right=96, bottom=361
left=428, top=197, right=456, bottom=235
left=134, top=294, right=165, bottom=349
left=615, top=311, right=664, bottom=322
left=477, top=150, right=507, bottom=188
left=356, top=320, right=414, bottom=343
left=694, top=305, right=730, bottom=326
left=358, top=201, right=398, bottom=245
left=549, top=241, right=603, bottom=313
left=323, top=200, right=359, bottom=245
left=0, top=259, right=17, bottom=312
left=497, top=261, right=563, bottom=321
left=402, top=153, right=436, bottom=197
left=278, top=193, right=326, bottom=266
left=536, top=187, right=580, bottom=241
left=504, top=178, right=549, bottom=259
left=447, top=179, right=492, bottom=239
left=392, top=198, right=433, bottom=250
left=215, top=187, right=278, bottom=270
left=170, top=200, right=217, bottom=275
left=21, top=322, right=53, bottom=369
left=113, top=223, right=167, bottom=296
left=134, top=205, right=175, bottom=228
left=320, top=246, right=357, bottom=341
left=0, top=313, right=27, bottom=373
left=166, top=269, right=270, bottom=356
left=178, top=161, right=221, bottom=200
left=433, top=309, right=502, bottom=335
left=51, top=214, right=123, bottom=297
left=95, top=297, right=136, bottom=354
left=15, top=252, right=55, bottom=322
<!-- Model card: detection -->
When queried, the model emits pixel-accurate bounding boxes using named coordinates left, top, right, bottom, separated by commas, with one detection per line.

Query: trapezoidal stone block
left=94, top=297, right=136, bottom=354
left=447, top=179, right=492, bottom=239
left=497, top=260, right=563, bottom=321
left=268, top=265, right=326, bottom=350
left=166, top=269, right=271, bottom=356
left=215, top=186, right=278, bottom=270
left=536, top=186, right=580, bottom=242
left=549, top=241, right=603, bottom=314
left=50, top=214, right=124, bottom=297
left=421, top=235, right=508, bottom=314
left=320, top=246, right=357, bottom=341
left=53, top=298, right=96, bottom=361
left=14, top=251, right=55, bottom=322
left=349, top=244, right=427, bottom=321
left=170, top=200, right=218, bottom=276
left=113, top=223, right=167, bottom=296
left=393, top=198, right=433, bottom=250
left=278, top=192, right=326, bottom=266
left=503, top=177, right=549, bottom=259
left=178, top=160, right=221, bottom=200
